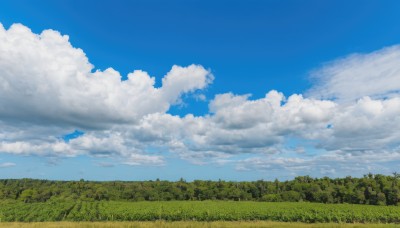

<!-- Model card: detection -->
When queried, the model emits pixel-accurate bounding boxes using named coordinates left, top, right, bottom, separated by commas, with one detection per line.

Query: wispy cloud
left=308, top=45, right=400, bottom=102
left=0, top=162, right=16, bottom=168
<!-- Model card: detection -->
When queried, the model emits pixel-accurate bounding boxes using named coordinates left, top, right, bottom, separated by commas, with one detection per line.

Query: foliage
left=1, top=173, right=400, bottom=205
left=0, top=201, right=400, bottom=223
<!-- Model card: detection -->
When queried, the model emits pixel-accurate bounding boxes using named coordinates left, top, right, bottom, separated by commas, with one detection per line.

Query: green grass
left=0, top=222, right=399, bottom=228
left=1, top=201, right=400, bottom=223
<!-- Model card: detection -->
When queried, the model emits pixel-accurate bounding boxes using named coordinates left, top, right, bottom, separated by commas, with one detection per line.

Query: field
left=0, top=221, right=399, bottom=228
left=1, top=201, right=400, bottom=224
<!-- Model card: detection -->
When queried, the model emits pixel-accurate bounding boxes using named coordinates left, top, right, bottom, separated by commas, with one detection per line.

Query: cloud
left=94, top=91, right=337, bottom=165
left=0, top=129, right=166, bottom=166
left=0, top=162, right=16, bottom=168
left=308, top=45, right=400, bottom=102
left=236, top=149, right=400, bottom=178
left=0, top=23, right=213, bottom=129
left=0, top=22, right=212, bottom=165
left=96, top=162, right=115, bottom=168
left=1, top=23, right=400, bottom=176
left=318, top=96, right=400, bottom=152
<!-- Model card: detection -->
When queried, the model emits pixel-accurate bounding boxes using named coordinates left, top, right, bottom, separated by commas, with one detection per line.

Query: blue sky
left=1, top=1, right=400, bottom=181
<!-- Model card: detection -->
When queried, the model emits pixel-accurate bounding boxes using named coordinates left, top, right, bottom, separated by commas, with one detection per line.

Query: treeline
left=0, top=173, right=399, bottom=205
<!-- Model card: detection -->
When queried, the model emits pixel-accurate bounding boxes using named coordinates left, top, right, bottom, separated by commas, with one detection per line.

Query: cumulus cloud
left=1, top=23, right=400, bottom=176
left=0, top=23, right=212, bottom=165
left=319, top=96, right=400, bottom=152
left=0, top=23, right=213, bottom=128
left=183, top=91, right=336, bottom=155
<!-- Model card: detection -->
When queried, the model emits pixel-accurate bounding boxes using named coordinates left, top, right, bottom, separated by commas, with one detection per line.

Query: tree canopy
left=1, top=173, right=399, bottom=206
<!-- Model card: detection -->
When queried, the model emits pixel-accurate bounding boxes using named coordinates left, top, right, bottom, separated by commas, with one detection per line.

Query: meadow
left=1, top=201, right=400, bottom=224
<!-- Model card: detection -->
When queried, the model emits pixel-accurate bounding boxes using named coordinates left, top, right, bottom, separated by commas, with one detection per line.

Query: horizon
left=1, top=1, right=400, bottom=181
left=0, top=172, right=395, bottom=182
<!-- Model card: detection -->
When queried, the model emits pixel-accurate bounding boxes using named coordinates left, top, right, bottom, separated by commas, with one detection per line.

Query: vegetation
left=0, top=221, right=399, bottom=228
left=1, top=174, right=400, bottom=224
left=1, top=201, right=400, bottom=223
left=1, top=173, right=400, bottom=205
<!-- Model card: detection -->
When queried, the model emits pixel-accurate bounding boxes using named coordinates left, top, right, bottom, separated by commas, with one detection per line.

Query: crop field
left=1, top=201, right=400, bottom=224
left=0, top=221, right=399, bottom=228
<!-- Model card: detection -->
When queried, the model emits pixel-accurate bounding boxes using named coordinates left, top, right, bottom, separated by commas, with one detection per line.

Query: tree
left=19, top=189, right=38, bottom=203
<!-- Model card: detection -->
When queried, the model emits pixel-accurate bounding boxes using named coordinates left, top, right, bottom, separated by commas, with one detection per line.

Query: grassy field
left=0, top=222, right=400, bottom=228
left=1, top=201, right=400, bottom=224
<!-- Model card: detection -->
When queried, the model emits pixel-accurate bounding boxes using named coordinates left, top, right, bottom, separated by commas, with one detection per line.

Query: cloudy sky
left=0, top=0, right=400, bottom=181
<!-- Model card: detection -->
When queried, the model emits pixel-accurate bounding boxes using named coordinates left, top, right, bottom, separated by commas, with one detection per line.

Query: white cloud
left=308, top=45, right=400, bottom=102
left=0, top=162, right=16, bottom=168
left=0, top=131, right=166, bottom=166
left=236, top=149, right=400, bottom=178
left=184, top=91, right=336, bottom=154
left=0, top=23, right=213, bottom=129
left=87, top=91, right=335, bottom=166
left=1, top=23, right=400, bottom=175
left=122, top=154, right=165, bottom=166
left=319, top=96, right=400, bottom=152
left=0, top=23, right=212, bottom=166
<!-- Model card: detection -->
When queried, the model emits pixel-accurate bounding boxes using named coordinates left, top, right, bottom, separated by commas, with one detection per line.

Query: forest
left=1, top=173, right=399, bottom=206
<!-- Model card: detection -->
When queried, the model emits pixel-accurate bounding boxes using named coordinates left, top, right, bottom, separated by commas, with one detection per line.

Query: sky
left=0, top=0, right=400, bottom=181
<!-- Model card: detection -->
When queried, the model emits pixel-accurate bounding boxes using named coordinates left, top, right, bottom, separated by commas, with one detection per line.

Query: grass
left=0, top=221, right=399, bottom=228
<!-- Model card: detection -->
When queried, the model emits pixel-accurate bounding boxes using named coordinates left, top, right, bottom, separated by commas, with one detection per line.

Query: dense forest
left=1, top=173, right=399, bottom=206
